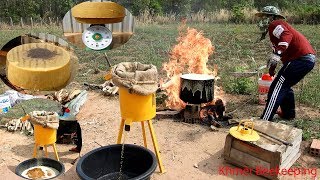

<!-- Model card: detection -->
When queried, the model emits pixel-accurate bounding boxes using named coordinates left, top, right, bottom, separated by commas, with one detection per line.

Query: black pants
left=75, top=122, right=82, bottom=150
left=261, top=54, right=315, bottom=121
left=57, top=121, right=82, bottom=150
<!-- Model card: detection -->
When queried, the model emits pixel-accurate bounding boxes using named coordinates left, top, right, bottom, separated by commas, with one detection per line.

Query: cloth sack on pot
left=112, top=62, right=158, bottom=95
left=29, top=111, right=59, bottom=129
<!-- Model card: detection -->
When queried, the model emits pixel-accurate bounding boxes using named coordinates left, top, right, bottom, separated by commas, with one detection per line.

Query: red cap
left=65, top=108, right=70, bottom=113
left=262, top=73, right=273, bottom=81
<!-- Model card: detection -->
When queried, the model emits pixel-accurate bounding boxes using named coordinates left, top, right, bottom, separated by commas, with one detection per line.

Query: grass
left=1, top=23, right=319, bottom=105
left=1, top=23, right=319, bottom=107
left=0, top=98, right=62, bottom=124
left=0, top=26, right=62, bottom=46
left=293, top=119, right=320, bottom=140
left=278, top=118, right=320, bottom=141
left=0, top=23, right=320, bottom=139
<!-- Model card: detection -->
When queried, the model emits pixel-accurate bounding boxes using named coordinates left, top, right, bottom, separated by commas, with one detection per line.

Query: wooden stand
left=223, top=120, right=302, bottom=180
left=117, top=119, right=165, bottom=173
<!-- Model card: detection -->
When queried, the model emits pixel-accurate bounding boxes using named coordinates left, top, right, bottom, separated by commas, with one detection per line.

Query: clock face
left=82, top=25, right=113, bottom=50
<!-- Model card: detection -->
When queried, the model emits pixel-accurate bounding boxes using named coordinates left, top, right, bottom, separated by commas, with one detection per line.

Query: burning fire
left=161, top=22, right=224, bottom=110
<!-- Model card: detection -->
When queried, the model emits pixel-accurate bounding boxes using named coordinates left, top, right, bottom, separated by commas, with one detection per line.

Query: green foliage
left=230, top=1, right=254, bottom=23
left=149, top=0, right=163, bottom=15
left=225, top=77, right=256, bottom=94
left=297, top=71, right=320, bottom=108
left=130, top=0, right=164, bottom=16
left=253, top=0, right=290, bottom=9
left=131, top=0, right=151, bottom=16
left=224, top=67, right=256, bottom=95
left=231, top=4, right=246, bottom=23
left=0, top=0, right=39, bottom=22
left=1, top=0, right=320, bottom=23
left=0, top=0, right=73, bottom=21
left=289, top=4, right=320, bottom=24
left=1, top=98, right=62, bottom=120
left=293, top=119, right=320, bottom=140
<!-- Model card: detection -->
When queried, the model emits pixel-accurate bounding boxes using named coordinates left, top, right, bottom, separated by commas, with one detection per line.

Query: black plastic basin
left=76, top=144, right=157, bottom=180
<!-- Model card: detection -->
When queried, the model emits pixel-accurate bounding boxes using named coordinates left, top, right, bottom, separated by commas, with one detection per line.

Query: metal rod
left=94, top=141, right=103, bottom=147
left=254, top=128, right=293, bottom=146
left=104, top=52, right=112, bottom=67
left=20, top=104, right=27, bottom=115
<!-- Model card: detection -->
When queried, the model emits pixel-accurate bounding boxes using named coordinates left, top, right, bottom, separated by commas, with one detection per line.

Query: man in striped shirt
left=255, top=6, right=316, bottom=121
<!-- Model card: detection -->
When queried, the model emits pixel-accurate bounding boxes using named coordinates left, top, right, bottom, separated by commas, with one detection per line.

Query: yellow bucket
left=119, top=87, right=156, bottom=122
left=34, top=124, right=57, bottom=145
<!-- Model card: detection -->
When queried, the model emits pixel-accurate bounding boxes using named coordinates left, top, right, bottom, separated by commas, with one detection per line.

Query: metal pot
left=15, top=158, right=65, bottom=179
left=180, top=73, right=214, bottom=104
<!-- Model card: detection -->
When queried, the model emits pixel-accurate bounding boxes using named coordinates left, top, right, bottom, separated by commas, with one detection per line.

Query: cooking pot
left=180, top=73, right=214, bottom=104
left=15, top=158, right=65, bottom=179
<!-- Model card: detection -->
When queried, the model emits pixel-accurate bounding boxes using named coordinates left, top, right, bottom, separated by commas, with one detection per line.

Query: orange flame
left=161, top=23, right=223, bottom=110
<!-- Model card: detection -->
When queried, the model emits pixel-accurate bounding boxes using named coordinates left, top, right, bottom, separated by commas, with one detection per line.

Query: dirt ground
left=0, top=91, right=319, bottom=180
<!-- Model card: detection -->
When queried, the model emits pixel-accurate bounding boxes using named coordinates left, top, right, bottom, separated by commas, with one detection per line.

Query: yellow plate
left=229, top=125, right=260, bottom=142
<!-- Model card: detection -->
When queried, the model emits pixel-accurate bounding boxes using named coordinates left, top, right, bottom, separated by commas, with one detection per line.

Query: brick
left=309, top=139, right=320, bottom=157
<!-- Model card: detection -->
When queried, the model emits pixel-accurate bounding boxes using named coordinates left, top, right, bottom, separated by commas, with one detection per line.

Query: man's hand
left=269, top=64, right=277, bottom=76
left=267, top=54, right=281, bottom=67
left=267, top=53, right=281, bottom=76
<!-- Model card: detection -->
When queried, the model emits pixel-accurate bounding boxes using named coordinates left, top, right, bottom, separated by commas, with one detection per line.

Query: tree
left=131, top=0, right=150, bottom=16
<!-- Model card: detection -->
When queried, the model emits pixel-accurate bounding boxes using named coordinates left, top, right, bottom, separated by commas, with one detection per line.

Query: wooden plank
left=270, top=151, right=281, bottom=179
left=278, top=152, right=301, bottom=180
left=21, top=35, right=42, bottom=44
left=122, top=9, right=130, bottom=32
left=58, top=38, right=69, bottom=48
left=22, top=33, right=69, bottom=49
left=281, top=152, right=301, bottom=172
left=226, top=153, right=278, bottom=180
left=113, top=22, right=122, bottom=33
left=280, top=148, right=300, bottom=169
left=62, top=11, right=73, bottom=33
left=107, top=24, right=113, bottom=32
left=280, top=133, right=302, bottom=164
left=72, top=16, right=82, bottom=33
left=223, top=156, right=256, bottom=175
left=254, top=120, right=302, bottom=144
left=38, top=33, right=46, bottom=41
left=230, top=148, right=271, bottom=169
left=131, top=15, right=135, bottom=33
left=223, top=134, right=233, bottom=158
left=225, top=155, right=280, bottom=180
left=47, top=34, right=57, bottom=43
left=63, top=33, right=85, bottom=48
left=232, top=138, right=274, bottom=162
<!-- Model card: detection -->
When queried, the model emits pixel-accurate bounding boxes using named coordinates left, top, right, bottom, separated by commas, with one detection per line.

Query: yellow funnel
left=229, top=119, right=260, bottom=142
left=119, top=87, right=156, bottom=124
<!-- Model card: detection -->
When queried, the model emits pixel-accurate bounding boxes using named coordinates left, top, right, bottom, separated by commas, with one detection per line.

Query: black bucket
left=76, top=144, right=157, bottom=180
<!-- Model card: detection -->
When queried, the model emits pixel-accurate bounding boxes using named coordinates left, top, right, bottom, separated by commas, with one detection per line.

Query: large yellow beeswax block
left=6, top=43, right=71, bottom=91
left=71, top=1, right=125, bottom=24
